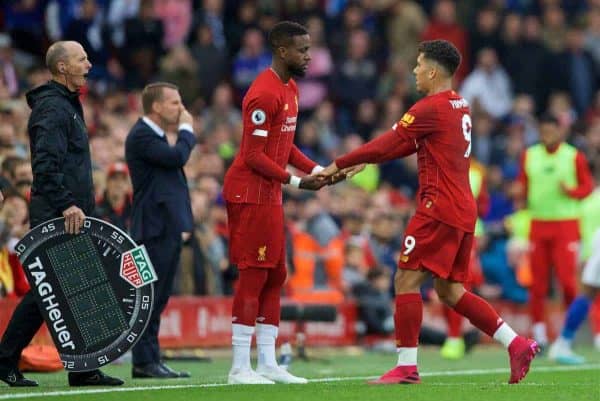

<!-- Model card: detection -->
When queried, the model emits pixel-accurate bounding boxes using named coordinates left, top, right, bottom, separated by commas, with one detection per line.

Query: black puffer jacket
left=26, top=81, right=94, bottom=226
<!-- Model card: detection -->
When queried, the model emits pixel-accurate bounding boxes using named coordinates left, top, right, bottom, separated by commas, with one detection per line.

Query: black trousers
left=131, top=234, right=182, bottom=366
left=0, top=290, right=43, bottom=367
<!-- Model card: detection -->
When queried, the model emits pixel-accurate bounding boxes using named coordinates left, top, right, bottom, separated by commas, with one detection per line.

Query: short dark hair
left=268, top=21, right=308, bottom=52
left=418, top=40, right=461, bottom=76
left=538, top=113, right=559, bottom=125
left=141, top=82, right=179, bottom=114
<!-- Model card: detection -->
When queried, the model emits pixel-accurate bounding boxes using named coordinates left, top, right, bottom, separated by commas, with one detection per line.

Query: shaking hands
left=295, top=162, right=366, bottom=191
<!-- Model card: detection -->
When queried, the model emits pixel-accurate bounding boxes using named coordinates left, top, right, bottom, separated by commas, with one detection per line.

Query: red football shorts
left=398, top=213, right=474, bottom=282
left=226, top=202, right=285, bottom=269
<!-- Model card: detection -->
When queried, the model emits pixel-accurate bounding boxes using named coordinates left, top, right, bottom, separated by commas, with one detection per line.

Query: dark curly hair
left=268, top=21, right=308, bottom=52
left=418, top=40, right=461, bottom=76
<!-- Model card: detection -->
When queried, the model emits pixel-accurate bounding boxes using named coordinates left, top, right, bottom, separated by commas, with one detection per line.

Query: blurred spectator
left=470, top=111, right=497, bottom=165
left=106, top=0, right=141, bottom=47
left=153, top=0, right=193, bottom=49
left=296, top=15, right=333, bottom=115
left=376, top=56, right=415, bottom=105
left=328, top=2, right=367, bottom=59
left=231, top=28, right=271, bottom=99
left=469, top=6, right=502, bottom=69
left=385, top=0, right=427, bottom=68
left=158, top=44, right=200, bottom=107
left=0, top=219, right=29, bottom=299
left=0, top=193, right=29, bottom=249
left=192, top=0, right=226, bottom=51
left=0, top=34, right=19, bottom=98
left=223, top=0, right=258, bottom=57
left=2, top=0, right=46, bottom=56
left=341, top=240, right=368, bottom=293
left=63, top=0, right=121, bottom=87
left=461, top=47, right=512, bottom=119
left=190, top=23, right=227, bottom=103
left=0, top=156, right=31, bottom=198
left=331, top=29, right=377, bottom=133
left=547, top=91, right=578, bottom=129
left=178, top=187, right=227, bottom=295
left=584, top=7, right=600, bottom=66
left=421, top=0, right=469, bottom=84
left=511, top=15, right=550, bottom=114
left=549, top=25, right=598, bottom=115
left=200, top=82, right=241, bottom=135
left=541, top=5, right=568, bottom=53
left=94, top=161, right=132, bottom=232
left=122, top=0, right=165, bottom=89
left=352, top=267, right=395, bottom=336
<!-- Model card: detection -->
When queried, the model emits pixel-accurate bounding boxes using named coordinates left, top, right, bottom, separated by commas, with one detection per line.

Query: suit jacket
left=125, top=118, right=196, bottom=241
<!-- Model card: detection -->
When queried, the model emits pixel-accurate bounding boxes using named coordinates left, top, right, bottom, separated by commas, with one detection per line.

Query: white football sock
left=492, top=322, right=518, bottom=348
left=396, top=347, right=417, bottom=366
left=232, top=323, right=254, bottom=371
left=256, top=323, right=278, bottom=368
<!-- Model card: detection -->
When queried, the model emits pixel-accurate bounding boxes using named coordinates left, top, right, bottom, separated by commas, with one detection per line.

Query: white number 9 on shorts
left=403, top=235, right=416, bottom=255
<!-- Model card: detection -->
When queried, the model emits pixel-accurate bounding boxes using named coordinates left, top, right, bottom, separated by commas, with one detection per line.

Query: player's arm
left=561, top=151, right=594, bottom=199
left=335, top=103, right=437, bottom=169
left=241, top=93, right=291, bottom=182
left=242, top=94, right=322, bottom=188
left=335, top=128, right=417, bottom=169
left=288, top=145, right=322, bottom=175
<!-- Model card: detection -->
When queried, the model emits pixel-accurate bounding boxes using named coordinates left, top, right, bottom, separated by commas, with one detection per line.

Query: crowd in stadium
left=0, top=0, right=599, bottom=348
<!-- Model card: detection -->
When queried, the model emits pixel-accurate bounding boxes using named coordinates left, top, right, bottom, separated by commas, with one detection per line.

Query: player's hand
left=62, top=205, right=85, bottom=234
left=299, top=175, right=327, bottom=191
left=342, top=163, right=366, bottom=179
left=178, top=108, right=194, bottom=126
left=318, top=162, right=340, bottom=179
left=181, top=232, right=191, bottom=242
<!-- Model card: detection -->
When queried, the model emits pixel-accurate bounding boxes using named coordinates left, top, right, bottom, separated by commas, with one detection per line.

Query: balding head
left=46, top=41, right=81, bottom=75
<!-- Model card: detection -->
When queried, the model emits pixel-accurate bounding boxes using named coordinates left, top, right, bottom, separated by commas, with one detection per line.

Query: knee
left=394, top=270, right=422, bottom=294
left=433, top=281, right=464, bottom=306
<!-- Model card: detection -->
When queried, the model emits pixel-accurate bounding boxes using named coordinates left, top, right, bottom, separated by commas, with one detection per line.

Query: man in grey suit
left=125, top=82, right=196, bottom=378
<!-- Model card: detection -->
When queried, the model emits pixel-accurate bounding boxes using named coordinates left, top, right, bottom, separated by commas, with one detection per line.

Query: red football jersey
left=223, top=69, right=316, bottom=205
left=397, top=90, right=477, bottom=232
left=336, top=90, right=476, bottom=231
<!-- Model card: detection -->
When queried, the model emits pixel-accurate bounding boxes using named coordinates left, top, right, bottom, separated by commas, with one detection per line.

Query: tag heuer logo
left=120, top=245, right=157, bottom=288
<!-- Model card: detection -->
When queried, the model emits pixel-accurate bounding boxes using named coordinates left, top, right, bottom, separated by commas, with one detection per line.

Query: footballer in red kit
left=319, top=40, right=539, bottom=384
left=222, top=21, right=329, bottom=385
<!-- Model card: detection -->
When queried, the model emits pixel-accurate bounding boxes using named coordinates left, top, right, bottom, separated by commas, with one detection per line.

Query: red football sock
left=453, top=291, right=503, bottom=338
left=257, top=263, right=287, bottom=326
left=232, top=268, right=268, bottom=326
left=443, top=305, right=463, bottom=337
left=394, top=293, right=423, bottom=347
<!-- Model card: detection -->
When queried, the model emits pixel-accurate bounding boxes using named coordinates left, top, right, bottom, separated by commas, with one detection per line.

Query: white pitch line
left=0, top=364, right=598, bottom=400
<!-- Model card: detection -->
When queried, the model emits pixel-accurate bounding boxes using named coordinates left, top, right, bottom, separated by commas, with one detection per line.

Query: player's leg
left=549, top=242, right=600, bottom=364
left=255, top=256, right=307, bottom=384
left=229, top=267, right=273, bottom=384
left=369, top=268, right=429, bottom=384
left=552, top=227, right=579, bottom=308
left=439, top=231, right=539, bottom=384
left=528, top=234, right=552, bottom=348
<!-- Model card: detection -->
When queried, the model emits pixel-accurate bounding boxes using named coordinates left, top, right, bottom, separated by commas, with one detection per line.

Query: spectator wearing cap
left=94, top=162, right=132, bottom=232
